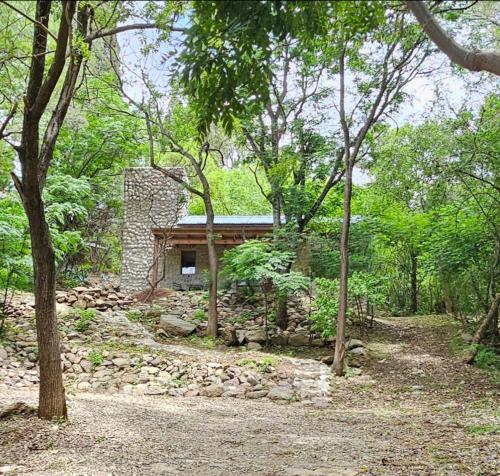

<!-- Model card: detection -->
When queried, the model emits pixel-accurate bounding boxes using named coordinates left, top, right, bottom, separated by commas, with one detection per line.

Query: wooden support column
left=152, top=236, right=160, bottom=288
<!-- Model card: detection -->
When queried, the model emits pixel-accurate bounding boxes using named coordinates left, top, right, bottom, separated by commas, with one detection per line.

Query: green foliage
left=222, top=240, right=309, bottom=296
left=0, top=194, right=31, bottom=293
left=126, top=310, right=144, bottom=322
left=88, top=349, right=104, bottom=367
left=310, top=272, right=387, bottom=336
left=188, top=335, right=220, bottom=349
left=72, top=308, right=96, bottom=333
left=309, top=278, right=339, bottom=338
left=188, top=165, right=271, bottom=215
left=258, top=356, right=279, bottom=372
left=179, top=1, right=384, bottom=135
left=472, top=345, right=500, bottom=371
left=192, top=309, right=207, bottom=322
left=466, top=424, right=500, bottom=436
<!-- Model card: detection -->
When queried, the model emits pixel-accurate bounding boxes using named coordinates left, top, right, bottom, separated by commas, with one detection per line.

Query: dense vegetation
left=0, top=0, right=498, bottom=419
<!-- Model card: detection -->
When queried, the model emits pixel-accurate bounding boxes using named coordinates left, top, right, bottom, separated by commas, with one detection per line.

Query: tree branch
left=406, top=1, right=500, bottom=75
left=85, top=23, right=185, bottom=42
left=0, top=0, right=57, bottom=41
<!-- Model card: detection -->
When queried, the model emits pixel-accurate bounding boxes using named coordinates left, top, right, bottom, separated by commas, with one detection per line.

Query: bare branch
left=85, top=23, right=185, bottom=42
left=0, top=0, right=57, bottom=41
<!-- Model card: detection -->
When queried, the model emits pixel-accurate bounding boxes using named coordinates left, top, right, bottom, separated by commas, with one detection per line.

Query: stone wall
left=121, top=167, right=188, bottom=292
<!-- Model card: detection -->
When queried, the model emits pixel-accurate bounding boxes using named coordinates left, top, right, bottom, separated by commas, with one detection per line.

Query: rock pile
left=143, top=290, right=329, bottom=348
left=0, top=342, right=298, bottom=401
left=0, top=301, right=34, bottom=319
left=56, top=284, right=135, bottom=311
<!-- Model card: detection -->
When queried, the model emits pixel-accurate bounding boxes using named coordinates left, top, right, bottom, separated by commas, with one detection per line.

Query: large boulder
left=288, top=330, right=310, bottom=347
left=245, top=328, right=267, bottom=344
left=158, top=314, right=196, bottom=337
left=270, top=332, right=289, bottom=346
left=221, top=325, right=237, bottom=346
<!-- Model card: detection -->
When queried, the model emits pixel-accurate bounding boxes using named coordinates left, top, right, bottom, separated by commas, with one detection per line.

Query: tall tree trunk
left=20, top=163, right=66, bottom=420
left=270, top=183, right=289, bottom=330
left=442, top=277, right=455, bottom=316
left=410, top=252, right=418, bottom=315
left=206, top=215, right=218, bottom=337
left=333, top=160, right=354, bottom=376
left=271, top=185, right=281, bottom=235
left=204, top=190, right=218, bottom=337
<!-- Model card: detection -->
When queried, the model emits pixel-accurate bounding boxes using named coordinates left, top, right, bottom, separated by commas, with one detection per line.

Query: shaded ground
left=1, top=315, right=498, bottom=475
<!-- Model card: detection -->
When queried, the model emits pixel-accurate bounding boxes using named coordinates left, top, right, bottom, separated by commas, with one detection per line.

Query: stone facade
left=121, top=167, right=188, bottom=292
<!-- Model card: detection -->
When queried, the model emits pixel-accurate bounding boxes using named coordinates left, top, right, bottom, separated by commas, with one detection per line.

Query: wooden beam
left=152, top=236, right=159, bottom=287
left=169, top=238, right=245, bottom=245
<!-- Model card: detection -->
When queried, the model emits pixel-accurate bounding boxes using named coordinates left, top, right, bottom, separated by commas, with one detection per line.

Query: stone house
left=120, top=168, right=274, bottom=292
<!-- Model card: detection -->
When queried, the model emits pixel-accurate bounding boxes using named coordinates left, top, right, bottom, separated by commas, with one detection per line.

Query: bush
left=88, top=349, right=104, bottom=367
left=73, top=308, right=96, bottom=332
left=126, top=310, right=144, bottom=321
left=192, top=309, right=207, bottom=321
left=473, top=345, right=500, bottom=371
left=309, top=278, right=339, bottom=338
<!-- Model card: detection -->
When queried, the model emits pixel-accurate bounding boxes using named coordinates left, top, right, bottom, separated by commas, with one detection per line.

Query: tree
left=406, top=1, right=500, bottom=76
left=107, top=54, right=223, bottom=336
left=177, top=1, right=435, bottom=375
left=0, top=0, right=179, bottom=420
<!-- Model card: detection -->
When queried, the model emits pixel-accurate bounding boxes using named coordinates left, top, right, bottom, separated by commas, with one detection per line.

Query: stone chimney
left=120, top=167, right=188, bottom=292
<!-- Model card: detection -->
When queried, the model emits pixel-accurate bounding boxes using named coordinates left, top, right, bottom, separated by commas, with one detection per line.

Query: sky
left=117, top=7, right=497, bottom=186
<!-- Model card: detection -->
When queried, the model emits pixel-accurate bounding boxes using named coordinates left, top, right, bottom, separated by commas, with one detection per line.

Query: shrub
left=126, top=310, right=143, bottom=321
left=88, top=349, right=104, bottom=367
left=73, top=308, right=96, bottom=332
left=192, top=309, right=207, bottom=321
left=473, top=345, right=500, bottom=371
left=309, top=278, right=340, bottom=338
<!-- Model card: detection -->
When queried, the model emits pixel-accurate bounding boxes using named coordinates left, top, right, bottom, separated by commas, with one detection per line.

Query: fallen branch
left=464, top=293, right=500, bottom=364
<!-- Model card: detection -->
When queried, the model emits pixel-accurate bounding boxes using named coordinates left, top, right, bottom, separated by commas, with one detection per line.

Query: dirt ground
left=1, top=315, right=498, bottom=476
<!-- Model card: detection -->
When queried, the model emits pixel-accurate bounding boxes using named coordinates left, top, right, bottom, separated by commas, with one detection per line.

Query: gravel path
left=1, top=316, right=499, bottom=476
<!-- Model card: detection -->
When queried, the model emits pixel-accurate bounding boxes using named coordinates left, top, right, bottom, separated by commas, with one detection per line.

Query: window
left=181, top=250, right=196, bottom=275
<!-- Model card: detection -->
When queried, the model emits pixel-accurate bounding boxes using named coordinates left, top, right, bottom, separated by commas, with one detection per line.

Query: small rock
left=267, top=385, right=294, bottom=401
left=321, top=355, right=334, bottom=365
left=245, top=390, right=268, bottom=399
left=347, top=339, right=364, bottom=350
left=200, top=384, right=224, bottom=397
left=112, top=358, right=130, bottom=368
left=145, top=385, right=167, bottom=395
left=221, top=325, right=237, bottom=346
left=247, top=342, right=262, bottom=351
left=349, top=347, right=367, bottom=356
left=77, top=382, right=91, bottom=391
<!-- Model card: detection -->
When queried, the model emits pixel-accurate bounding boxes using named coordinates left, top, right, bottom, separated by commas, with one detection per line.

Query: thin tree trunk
left=464, top=294, right=500, bottom=364
left=410, top=252, right=418, bottom=315
left=333, top=159, right=354, bottom=376
left=270, top=184, right=289, bottom=330
left=442, top=277, right=455, bottom=316
left=204, top=195, right=218, bottom=337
